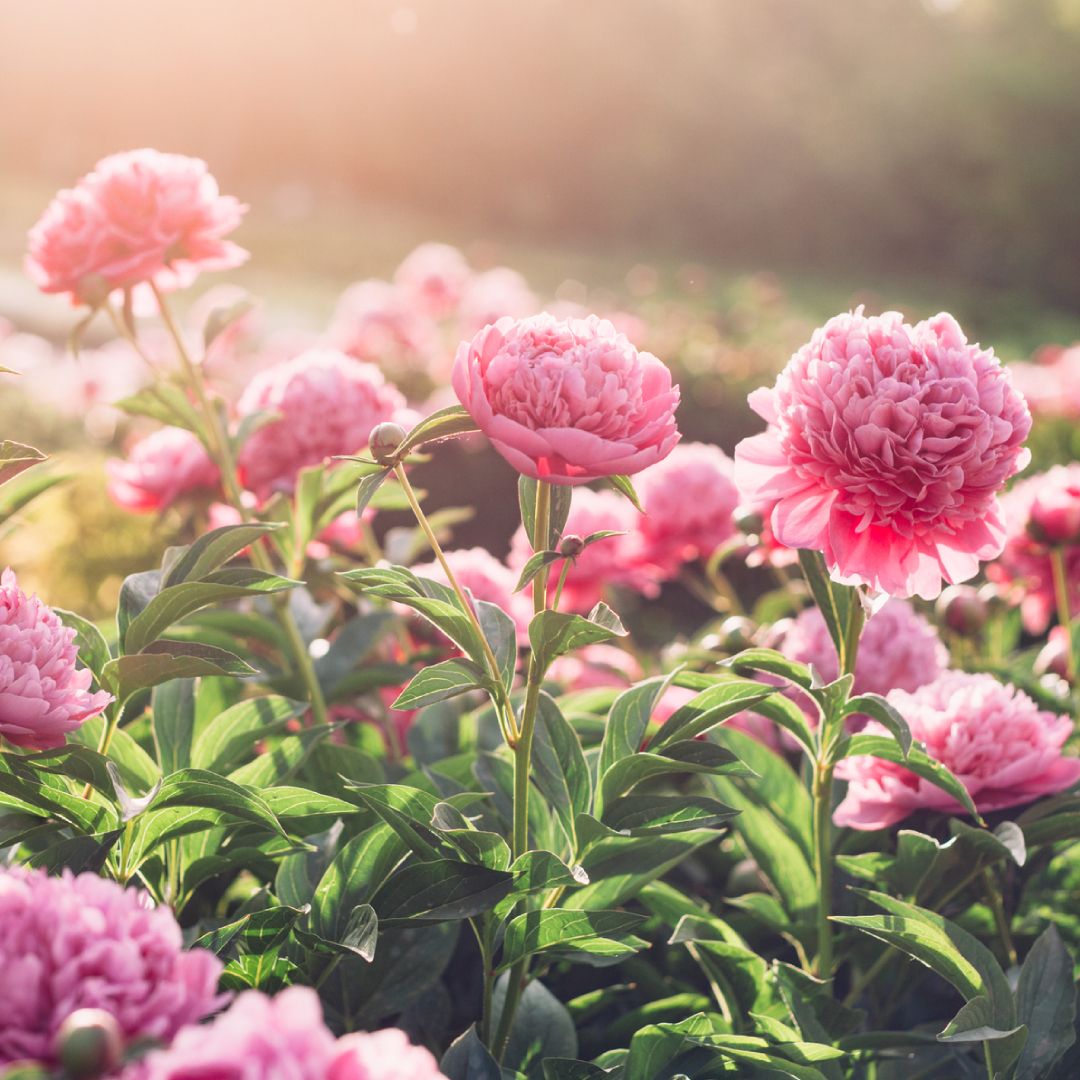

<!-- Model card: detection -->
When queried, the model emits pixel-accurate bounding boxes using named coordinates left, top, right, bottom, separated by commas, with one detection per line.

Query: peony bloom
left=106, top=427, right=221, bottom=513
left=509, top=488, right=662, bottom=613
left=454, top=314, right=680, bottom=485
left=1008, top=344, right=1080, bottom=420
left=236, top=349, right=407, bottom=502
left=456, top=267, right=538, bottom=337
left=834, top=671, right=1080, bottom=829
left=0, top=569, right=112, bottom=750
left=0, top=866, right=223, bottom=1065
left=393, top=243, right=472, bottom=320
left=986, top=465, right=1080, bottom=633
left=781, top=599, right=948, bottom=699
left=637, top=442, right=740, bottom=576
left=734, top=310, right=1031, bottom=599
left=330, top=1029, right=446, bottom=1080
left=548, top=643, right=644, bottom=691
left=411, top=547, right=531, bottom=644
left=26, top=149, right=247, bottom=305
left=329, top=280, right=440, bottom=374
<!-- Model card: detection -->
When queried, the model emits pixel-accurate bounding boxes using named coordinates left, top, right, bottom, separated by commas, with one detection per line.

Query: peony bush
left=2, top=149, right=1080, bottom=1080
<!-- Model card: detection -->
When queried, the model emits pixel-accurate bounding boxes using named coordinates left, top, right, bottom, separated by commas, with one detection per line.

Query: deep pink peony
left=329, top=280, right=440, bottom=374
left=456, top=267, right=537, bottom=337
left=454, top=314, right=680, bottom=485
left=329, top=1028, right=446, bottom=1080
left=834, top=672, right=1080, bottom=829
left=781, top=598, right=948, bottom=699
left=107, top=427, right=220, bottom=513
left=236, top=349, right=407, bottom=502
left=637, top=442, right=740, bottom=575
left=986, top=465, right=1080, bottom=633
left=734, top=310, right=1031, bottom=599
left=509, top=488, right=662, bottom=613
left=0, top=866, right=223, bottom=1065
left=393, top=243, right=472, bottom=320
left=411, top=547, right=531, bottom=644
left=26, top=149, right=247, bottom=305
left=0, top=569, right=112, bottom=749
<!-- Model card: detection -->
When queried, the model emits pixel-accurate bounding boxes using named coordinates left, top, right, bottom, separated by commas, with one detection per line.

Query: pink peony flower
left=637, top=442, right=740, bottom=575
left=834, top=671, right=1080, bottom=829
left=781, top=599, right=948, bottom=699
left=456, top=267, right=537, bottom=337
left=0, top=569, right=112, bottom=750
left=454, top=314, right=680, bottom=485
left=411, top=547, right=531, bottom=644
left=509, top=488, right=662, bottom=613
left=548, top=643, right=644, bottom=691
left=393, top=243, right=472, bottom=320
left=986, top=465, right=1080, bottom=633
left=0, top=866, right=223, bottom=1065
left=26, top=149, right=247, bottom=305
left=329, top=1028, right=446, bottom=1080
left=734, top=310, right=1031, bottom=599
left=106, top=427, right=220, bottom=513
left=329, top=280, right=440, bottom=374
left=236, top=349, right=407, bottom=502
left=1009, top=344, right=1080, bottom=420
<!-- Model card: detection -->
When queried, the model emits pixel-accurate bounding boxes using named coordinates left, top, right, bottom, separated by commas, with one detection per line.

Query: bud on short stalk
left=935, top=585, right=988, bottom=637
left=368, top=421, right=407, bottom=466
left=1029, top=488, right=1080, bottom=547
left=559, top=534, right=585, bottom=558
left=55, top=1010, right=123, bottom=1079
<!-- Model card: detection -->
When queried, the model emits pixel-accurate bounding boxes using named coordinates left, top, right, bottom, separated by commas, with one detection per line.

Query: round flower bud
left=935, top=585, right=988, bottom=637
left=368, top=421, right=407, bottom=465
left=1035, top=628, right=1071, bottom=681
left=1029, top=485, right=1080, bottom=547
left=55, top=1010, right=123, bottom=1078
left=559, top=534, right=585, bottom=558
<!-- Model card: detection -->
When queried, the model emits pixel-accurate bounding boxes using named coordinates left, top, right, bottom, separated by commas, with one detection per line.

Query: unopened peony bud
left=55, top=1010, right=123, bottom=1079
left=369, top=421, right=407, bottom=466
left=719, top=615, right=756, bottom=652
left=559, top=534, right=585, bottom=558
left=1035, top=628, right=1072, bottom=681
left=1029, top=487, right=1080, bottom=547
left=935, top=585, right=988, bottom=636
left=734, top=508, right=764, bottom=536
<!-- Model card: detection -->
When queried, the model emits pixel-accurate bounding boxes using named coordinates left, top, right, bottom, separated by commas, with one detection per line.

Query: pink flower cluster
left=237, top=349, right=408, bottom=502
left=0, top=866, right=223, bottom=1065
left=835, top=672, right=1080, bottom=829
left=987, top=464, right=1080, bottom=633
left=735, top=310, right=1031, bottom=599
left=26, top=149, right=247, bottom=305
left=454, top=314, right=680, bottom=485
left=136, top=986, right=444, bottom=1080
left=0, top=568, right=112, bottom=750
left=1009, top=343, right=1080, bottom=419
left=106, top=427, right=220, bottom=513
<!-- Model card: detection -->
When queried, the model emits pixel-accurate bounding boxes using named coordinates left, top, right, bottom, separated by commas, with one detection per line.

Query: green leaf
left=162, top=523, right=283, bottom=588
left=844, top=693, right=911, bottom=757
left=394, top=404, right=479, bottom=460
left=117, top=569, right=160, bottom=647
left=0, top=440, right=46, bottom=486
left=391, top=659, right=487, bottom=710
left=54, top=609, right=112, bottom=684
left=937, top=997, right=1027, bottom=1075
left=355, top=467, right=392, bottom=516
left=509, top=850, right=589, bottom=893
left=530, top=603, right=627, bottom=672
left=115, top=383, right=204, bottom=436
left=194, top=903, right=308, bottom=957
left=531, top=693, right=592, bottom=852
left=220, top=952, right=299, bottom=992
left=373, top=859, right=514, bottom=924
left=722, top=647, right=814, bottom=690
left=151, top=677, right=196, bottom=774
left=514, top=550, right=563, bottom=593
left=0, top=461, right=68, bottom=527
left=1013, top=925, right=1077, bottom=1079
left=598, top=672, right=680, bottom=780
left=440, top=1026, right=502, bottom=1080
left=646, top=678, right=775, bottom=751
left=203, top=295, right=256, bottom=351
left=104, top=641, right=256, bottom=700
left=495, top=976, right=579, bottom=1071
left=520, top=476, right=573, bottom=549
left=191, top=695, right=304, bottom=774
left=498, top=909, right=648, bottom=971
left=476, top=599, right=518, bottom=692
left=342, top=783, right=448, bottom=861
left=601, top=793, right=739, bottom=836
left=604, top=474, right=644, bottom=512
left=146, top=768, right=291, bottom=842
left=797, top=549, right=858, bottom=673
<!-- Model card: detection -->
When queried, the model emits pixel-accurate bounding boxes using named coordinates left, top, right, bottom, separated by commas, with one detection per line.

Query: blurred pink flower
left=393, top=243, right=472, bottom=320
left=26, top=149, right=247, bottom=304
left=1009, top=344, right=1080, bottom=419
left=637, top=442, right=740, bottom=575
left=781, top=599, right=948, bottom=698
left=509, top=488, right=661, bottom=613
left=548, top=643, right=644, bottom=691
left=329, top=280, right=440, bottom=374
left=456, top=267, right=537, bottom=337
left=330, top=1028, right=446, bottom=1080
left=0, top=866, right=223, bottom=1065
left=835, top=671, right=1080, bottom=829
left=986, top=464, right=1080, bottom=633
left=412, top=547, right=531, bottom=643
left=454, top=314, right=680, bottom=485
left=107, top=427, right=220, bottom=513
left=236, top=349, right=407, bottom=502
left=0, top=568, right=112, bottom=750
left=735, top=310, right=1031, bottom=599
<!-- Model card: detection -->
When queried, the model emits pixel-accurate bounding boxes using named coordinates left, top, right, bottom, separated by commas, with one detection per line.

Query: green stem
left=1050, top=547, right=1077, bottom=681
left=982, top=867, right=1018, bottom=968
left=812, top=758, right=836, bottom=979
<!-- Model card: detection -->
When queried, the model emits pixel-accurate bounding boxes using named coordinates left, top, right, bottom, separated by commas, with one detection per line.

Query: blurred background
left=1, top=0, right=1079, bottom=618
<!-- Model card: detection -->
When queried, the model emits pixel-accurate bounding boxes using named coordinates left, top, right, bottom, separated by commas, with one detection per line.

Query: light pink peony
left=0, top=866, right=223, bottom=1065
left=835, top=671, right=1080, bottom=829
left=781, top=599, right=948, bottom=699
left=107, top=427, right=220, bottom=513
left=26, top=149, right=247, bottom=305
left=393, top=243, right=472, bottom=320
left=0, top=569, right=112, bottom=750
left=508, top=488, right=661, bottom=613
left=454, top=314, right=680, bottom=485
left=329, top=280, right=440, bottom=374
left=1008, top=345, right=1080, bottom=420
left=411, top=547, right=531, bottom=643
left=986, top=465, right=1080, bottom=633
left=734, top=310, right=1031, bottom=599
left=330, top=1028, right=446, bottom=1080
left=456, top=267, right=538, bottom=337
left=637, top=442, right=740, bottom=575
left=236, top=349, right=407, bottom=502
left=548, top=643, right=644, bottom=691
